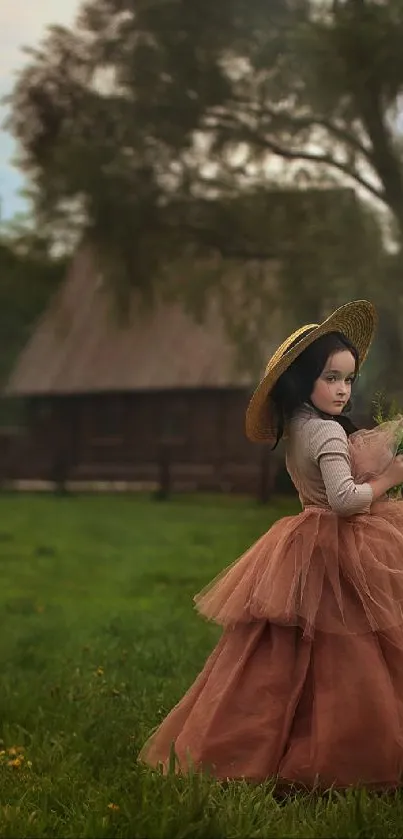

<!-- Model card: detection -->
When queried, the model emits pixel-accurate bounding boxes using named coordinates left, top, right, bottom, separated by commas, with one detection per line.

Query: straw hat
left=245, top=300, right=377, bottom=444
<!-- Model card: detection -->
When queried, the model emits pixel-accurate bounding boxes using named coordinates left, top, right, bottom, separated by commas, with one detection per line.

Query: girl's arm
left=309, top=420, right=373, bottom=516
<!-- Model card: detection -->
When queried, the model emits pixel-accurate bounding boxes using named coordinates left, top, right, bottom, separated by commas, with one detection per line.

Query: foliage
left=372, top=391, right=403, bottom=497
left=7, top=0, right=403, bottom=392
left=372, top=391, right=401, bottom=429
left=0, top=232, right=66, bottom=387
left=4, top=1, right=394, bottom=296
left=9, top=0, right=403, bottom=217
left=1, top=491, right=403, bottom=837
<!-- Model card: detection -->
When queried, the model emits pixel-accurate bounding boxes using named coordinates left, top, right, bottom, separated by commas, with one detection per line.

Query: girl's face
left=311, top=350, right=356, bottom=416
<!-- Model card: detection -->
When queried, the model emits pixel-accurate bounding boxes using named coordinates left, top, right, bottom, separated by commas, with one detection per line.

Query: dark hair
left=271, top=330, right=359, bottom=449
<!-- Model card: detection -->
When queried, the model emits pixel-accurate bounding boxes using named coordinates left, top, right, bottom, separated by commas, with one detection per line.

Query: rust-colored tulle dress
left=138, top=407, right=403, bottom=791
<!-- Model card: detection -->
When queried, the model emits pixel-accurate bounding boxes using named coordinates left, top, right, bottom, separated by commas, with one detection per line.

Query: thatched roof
left=4, top=246, right=280, bottom=397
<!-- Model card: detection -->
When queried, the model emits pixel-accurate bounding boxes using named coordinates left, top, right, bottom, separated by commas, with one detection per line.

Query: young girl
left=139, top=300, right=403, bottom=791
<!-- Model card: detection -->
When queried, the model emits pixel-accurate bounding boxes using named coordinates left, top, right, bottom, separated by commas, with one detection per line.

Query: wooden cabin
left=2, top=246, right=285, bottom=496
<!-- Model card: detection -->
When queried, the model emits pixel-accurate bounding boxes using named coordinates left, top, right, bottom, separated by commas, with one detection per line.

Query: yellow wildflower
left=8, top=758, right=22, bottom=768
left=96, top=667, right=104, bottom=677
left=107, top=803, right=120, bottom=811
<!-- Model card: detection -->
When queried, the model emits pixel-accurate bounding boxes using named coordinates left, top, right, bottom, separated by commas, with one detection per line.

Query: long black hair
left=271, top=330, right=359, bottom=449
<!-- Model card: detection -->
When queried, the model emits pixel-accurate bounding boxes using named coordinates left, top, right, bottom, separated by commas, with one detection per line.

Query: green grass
left=0, top=491, right=402, bottom=838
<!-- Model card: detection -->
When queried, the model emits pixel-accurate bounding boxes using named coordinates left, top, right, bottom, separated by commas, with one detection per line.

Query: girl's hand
left=383, top=455, right=403, bottom=489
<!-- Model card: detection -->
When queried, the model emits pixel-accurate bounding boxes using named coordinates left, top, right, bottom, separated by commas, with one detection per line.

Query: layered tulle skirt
left=193, top=501, right=403, bottom=638
left=138, top=497, right=403, bottom=790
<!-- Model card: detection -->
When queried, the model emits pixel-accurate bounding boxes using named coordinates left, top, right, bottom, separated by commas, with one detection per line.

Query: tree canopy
left=8, top=1, right=400, bottom=253
left=5, top=0, right=403, bottom=389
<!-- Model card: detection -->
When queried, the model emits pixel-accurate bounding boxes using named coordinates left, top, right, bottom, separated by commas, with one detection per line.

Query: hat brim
left=245, top=300, right=377, bottom=444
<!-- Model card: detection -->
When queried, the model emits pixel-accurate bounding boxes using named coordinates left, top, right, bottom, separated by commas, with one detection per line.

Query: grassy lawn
left=0, top=491, right=402, bottom=838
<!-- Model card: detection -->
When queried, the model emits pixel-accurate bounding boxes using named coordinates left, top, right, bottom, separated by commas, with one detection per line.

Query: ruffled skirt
left=138, top=501, right=403, bottom=790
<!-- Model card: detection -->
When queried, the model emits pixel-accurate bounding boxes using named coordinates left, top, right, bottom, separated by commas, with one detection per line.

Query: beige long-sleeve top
left=285, top=404, right=374, bottom=516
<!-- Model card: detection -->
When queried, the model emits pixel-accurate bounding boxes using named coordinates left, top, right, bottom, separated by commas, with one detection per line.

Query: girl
left=139, top=300, right=403, bottom=791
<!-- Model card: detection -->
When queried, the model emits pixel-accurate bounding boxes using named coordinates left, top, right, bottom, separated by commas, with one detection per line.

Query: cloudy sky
left=0, top=1, right=81, bottom=221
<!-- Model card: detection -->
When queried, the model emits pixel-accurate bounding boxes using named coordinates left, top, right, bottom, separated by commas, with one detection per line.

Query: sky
left=0, top=1, right=81, bottom=221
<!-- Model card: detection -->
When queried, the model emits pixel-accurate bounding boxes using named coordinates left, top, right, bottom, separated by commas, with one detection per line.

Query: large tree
left=5, top=0, right=401, bottom=386
left=8, top=1, right=403, bottom=217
